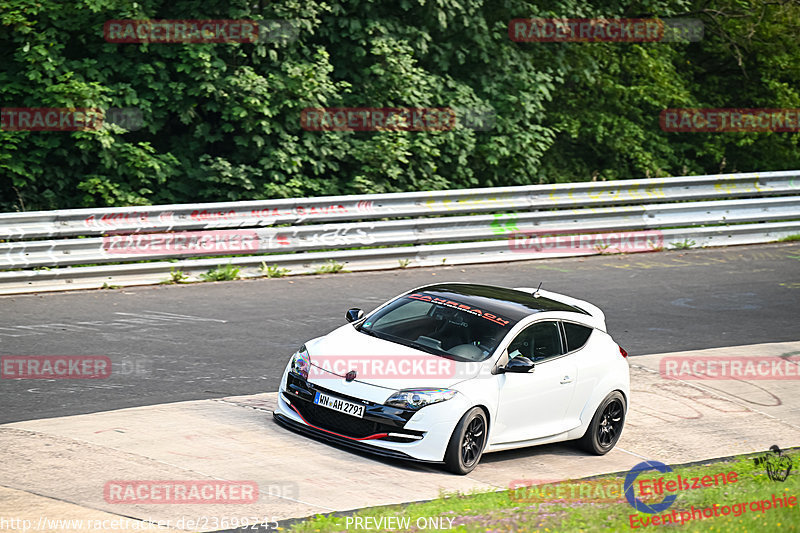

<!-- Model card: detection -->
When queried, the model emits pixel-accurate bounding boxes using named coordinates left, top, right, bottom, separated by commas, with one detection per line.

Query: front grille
left=292, top=396, right=392, bottom=438
left=284, top=373, right=424, bottom=441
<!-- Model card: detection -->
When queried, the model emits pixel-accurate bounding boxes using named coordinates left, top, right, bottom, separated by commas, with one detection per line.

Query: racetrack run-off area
left=0, top=242, right=798, bottom=531
left=1, top=340, right=799, bottom=531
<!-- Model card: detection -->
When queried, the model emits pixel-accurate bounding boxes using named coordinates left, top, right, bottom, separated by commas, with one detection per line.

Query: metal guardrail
left=3, top=196, right=799, bottom=269
left=1, top=170, right=799, bottom=295
left=1, top=170, right=797, bottom=239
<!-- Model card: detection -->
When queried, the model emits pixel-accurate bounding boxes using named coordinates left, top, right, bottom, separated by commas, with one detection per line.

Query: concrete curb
left=1, top=341, right=799, bottom=532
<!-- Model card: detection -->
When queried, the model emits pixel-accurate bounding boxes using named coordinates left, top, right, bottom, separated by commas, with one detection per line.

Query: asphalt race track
left=1, top=242, right=799, bottom=424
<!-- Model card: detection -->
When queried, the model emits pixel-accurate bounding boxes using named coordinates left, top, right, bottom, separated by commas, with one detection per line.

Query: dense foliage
left=1, top=0, right=798, bottom=211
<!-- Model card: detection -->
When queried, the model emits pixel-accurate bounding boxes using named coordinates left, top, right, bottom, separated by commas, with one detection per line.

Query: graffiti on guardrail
left=103, top=230, right=259, bottom=255
left=714, top=178, right=765, bottom=195
left=100, top=227, right=377, bottom=255
left=250, top=204, right=351, bottom=223
left=85, top=211, right=156, bottom=227
left=589, top=185, right=665, bottom=201
left=291, top=204, right=350, bottom=217
left=268, top=226, right=376, bottom=249
left=83, top=204, right=355, bottom=231
left=422, top=196, right=505, bottom=211
left=189, top=210, right=240, bottom=222
left=491, top=213, right=519, bottom=234
left=1, top=172, right=797, bottom=294
left=546, top=184, right=667, bottom=203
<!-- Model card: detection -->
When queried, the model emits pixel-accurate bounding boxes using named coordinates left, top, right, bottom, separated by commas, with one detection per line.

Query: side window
left=563, top=322, right=593, bottom=352
left=507, top=321, right=564, bottom=362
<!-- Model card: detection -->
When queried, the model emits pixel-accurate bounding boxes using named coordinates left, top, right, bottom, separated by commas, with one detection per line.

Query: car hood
left=305, top=324, right=483, bottom=393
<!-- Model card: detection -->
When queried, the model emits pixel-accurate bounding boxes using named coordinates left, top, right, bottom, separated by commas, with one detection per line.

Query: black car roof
left=411, top=283, right=588, bottom=322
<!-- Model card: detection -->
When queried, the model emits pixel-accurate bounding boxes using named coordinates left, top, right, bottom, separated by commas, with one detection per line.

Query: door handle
left=560, top=375, right=573, bottom=384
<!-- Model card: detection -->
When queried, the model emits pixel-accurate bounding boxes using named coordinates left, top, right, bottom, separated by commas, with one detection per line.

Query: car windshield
left=358, top=292, right=516, bottom=361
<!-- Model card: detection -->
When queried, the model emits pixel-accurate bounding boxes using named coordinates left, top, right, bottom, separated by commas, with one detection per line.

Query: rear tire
left=444, top=407, right=487, bottom=475
left=578, top=391, right=626, bottom=455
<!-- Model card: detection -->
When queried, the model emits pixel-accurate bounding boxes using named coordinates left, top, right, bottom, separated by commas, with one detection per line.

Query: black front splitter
left=272, top=411, right=442, bottom=464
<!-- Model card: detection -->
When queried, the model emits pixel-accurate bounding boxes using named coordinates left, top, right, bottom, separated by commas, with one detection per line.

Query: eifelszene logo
left=623, top=460, right=739, bottom=514
left=625, top=461, right=678, bottom=514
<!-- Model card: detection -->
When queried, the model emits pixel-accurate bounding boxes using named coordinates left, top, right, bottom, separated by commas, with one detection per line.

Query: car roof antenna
left=533, top=282, right=543, bottom=298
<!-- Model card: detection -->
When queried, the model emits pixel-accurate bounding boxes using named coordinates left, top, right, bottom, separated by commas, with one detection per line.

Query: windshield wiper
left=383, top=334, right=464, bottom=361
left=358, top=328, right=468, bottom=361
left=358, top=327, right=383, bottom=339
left=402, top=340, right=442, bottom=357
left=412, top=345, right=469, bottom=362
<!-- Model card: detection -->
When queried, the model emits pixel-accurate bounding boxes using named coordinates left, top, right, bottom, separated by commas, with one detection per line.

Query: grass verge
left=286, top=449, right=799, bottom=532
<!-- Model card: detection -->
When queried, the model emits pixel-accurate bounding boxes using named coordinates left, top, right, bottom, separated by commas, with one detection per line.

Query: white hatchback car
left=273, top=283, right=630, bottom=474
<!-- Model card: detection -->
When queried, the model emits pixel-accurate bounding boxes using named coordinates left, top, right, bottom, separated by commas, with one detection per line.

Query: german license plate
left=314, top=391, right=365, bottom=418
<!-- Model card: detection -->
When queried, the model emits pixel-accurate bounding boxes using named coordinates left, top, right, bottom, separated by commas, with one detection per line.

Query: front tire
left=444, top=407, right=487, bottom=475
left=578, top=391, right=626, bottom=455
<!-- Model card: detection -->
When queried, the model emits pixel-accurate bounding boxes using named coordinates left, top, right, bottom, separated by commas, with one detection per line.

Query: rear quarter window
left=563, top=322, right=593, bottom=352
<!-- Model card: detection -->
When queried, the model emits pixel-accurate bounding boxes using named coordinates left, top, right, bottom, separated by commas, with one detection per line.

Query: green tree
left=1, top=0, right=797, bottom=212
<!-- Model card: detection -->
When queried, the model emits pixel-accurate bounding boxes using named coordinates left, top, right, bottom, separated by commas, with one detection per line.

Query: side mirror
left=498, top=356, right=535, bottom=374
left=345, top=308, right=364, bottom=323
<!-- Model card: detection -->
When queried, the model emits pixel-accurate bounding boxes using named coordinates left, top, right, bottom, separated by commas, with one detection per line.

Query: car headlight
left=385, top=388, right=457, bottom=410
left=289, top=346, right=310, bottom=380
